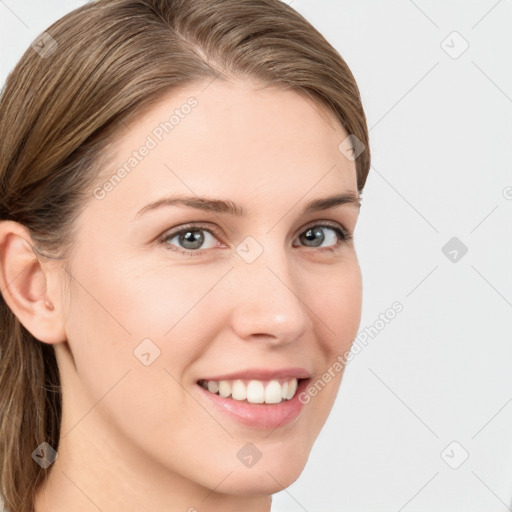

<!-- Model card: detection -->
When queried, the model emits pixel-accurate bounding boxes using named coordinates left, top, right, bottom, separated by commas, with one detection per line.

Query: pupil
left=302, top=227, right=324, bottom=247
left=181, top=230, right=204, bottom=249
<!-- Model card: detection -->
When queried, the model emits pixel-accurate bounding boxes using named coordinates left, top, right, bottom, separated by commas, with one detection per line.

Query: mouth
left=195, top=369, right=311, bottom=430
left=197, top=377, right=302, bottom=404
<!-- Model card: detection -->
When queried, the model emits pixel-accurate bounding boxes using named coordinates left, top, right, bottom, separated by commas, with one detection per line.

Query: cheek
left=67, top=255, right=232, bottom=353
left=118, top=259, right=233, bottom=335
left=290, top=256, right=362, bottom=432
left=302, top=254, right=363, bottom=355
left=61, top=257, right=234, bottom=477
left=61, top=254, right=234, bottom=431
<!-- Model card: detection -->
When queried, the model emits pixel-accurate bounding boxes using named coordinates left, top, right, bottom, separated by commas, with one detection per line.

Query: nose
left=228, top=245, right=313, bottom=346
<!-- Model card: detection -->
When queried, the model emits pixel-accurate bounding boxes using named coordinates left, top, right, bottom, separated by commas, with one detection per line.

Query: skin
left=0, top=78, right=363, bottom=512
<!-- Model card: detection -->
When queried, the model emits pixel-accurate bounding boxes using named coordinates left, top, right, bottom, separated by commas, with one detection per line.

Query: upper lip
left=199, top=367, right=311, bottom=382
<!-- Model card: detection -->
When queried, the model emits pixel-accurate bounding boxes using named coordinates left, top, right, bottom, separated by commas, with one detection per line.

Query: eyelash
left=159, top=221, right=353, bottom=257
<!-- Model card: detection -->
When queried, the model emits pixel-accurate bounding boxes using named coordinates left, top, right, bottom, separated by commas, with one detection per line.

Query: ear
left=0, top=220, right=67, bottom=344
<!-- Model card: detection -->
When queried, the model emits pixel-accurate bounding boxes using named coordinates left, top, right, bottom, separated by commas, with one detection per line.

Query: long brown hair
left=0, top=1, right=370, bottom=510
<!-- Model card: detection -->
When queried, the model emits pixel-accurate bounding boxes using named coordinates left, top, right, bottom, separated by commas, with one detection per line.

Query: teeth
left=231, top=380, right=247, bottom=400
left=200, top=378, right=299, bottom=404
left=286, top=378, right=297, bottom=400
left=207, top=381, right=219, bottom=394
left=247, top=380, right=265, bottom=403
left=218, top=380, right=231, bottom=397
left=281, top=380, right=289, bottom=399
left=265, top=380, right=282, bottom=404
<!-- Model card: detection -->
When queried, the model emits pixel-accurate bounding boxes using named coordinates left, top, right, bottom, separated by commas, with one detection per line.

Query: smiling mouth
left=197, top=378, right=303, bottom=405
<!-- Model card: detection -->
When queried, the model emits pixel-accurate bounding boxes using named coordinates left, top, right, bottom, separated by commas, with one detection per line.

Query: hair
left=0, top=0, right=370, bottom=510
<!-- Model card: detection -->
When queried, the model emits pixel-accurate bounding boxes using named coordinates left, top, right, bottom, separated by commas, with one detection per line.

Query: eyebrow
left=134, top=191, right=360, bottom=220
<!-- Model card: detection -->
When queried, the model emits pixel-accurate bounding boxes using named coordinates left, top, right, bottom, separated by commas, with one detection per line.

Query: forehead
left=91, top=79, right=357, bottom=216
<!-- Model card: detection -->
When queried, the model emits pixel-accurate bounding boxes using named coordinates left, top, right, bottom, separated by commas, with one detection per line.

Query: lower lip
left=196, top=379, right=309, bottom=430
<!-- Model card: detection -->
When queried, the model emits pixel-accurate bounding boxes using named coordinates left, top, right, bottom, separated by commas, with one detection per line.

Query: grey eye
left=165, top=229, right=218, bottom=251
left=297, top=226, right=341, bottom=248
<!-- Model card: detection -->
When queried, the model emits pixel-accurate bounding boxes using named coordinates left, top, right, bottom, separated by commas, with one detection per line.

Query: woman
left=0, top=0, right=370, bottom=511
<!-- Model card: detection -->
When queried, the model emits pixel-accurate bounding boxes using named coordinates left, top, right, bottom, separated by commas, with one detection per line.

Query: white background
left=1, top=1, right=511, bottom=511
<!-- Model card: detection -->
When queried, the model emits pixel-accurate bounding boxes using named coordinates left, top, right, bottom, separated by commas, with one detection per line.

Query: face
left=57, top=79, right=362, bottom=495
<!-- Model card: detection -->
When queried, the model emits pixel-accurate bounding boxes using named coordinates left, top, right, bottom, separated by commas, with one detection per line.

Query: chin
left=222, top=462, right=307, bottom=496
left=212, top=442, right=312, bottom=496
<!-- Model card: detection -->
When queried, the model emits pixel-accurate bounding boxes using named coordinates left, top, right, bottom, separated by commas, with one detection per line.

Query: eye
left=160, top=221, right=351, bottom=256
left=161, top=224, right=222, bottom=255
left=294, top=223, right=350, bottom=250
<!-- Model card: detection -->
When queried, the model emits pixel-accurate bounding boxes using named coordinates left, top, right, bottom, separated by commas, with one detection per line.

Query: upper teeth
left=200, top=378, right=298, bottom=404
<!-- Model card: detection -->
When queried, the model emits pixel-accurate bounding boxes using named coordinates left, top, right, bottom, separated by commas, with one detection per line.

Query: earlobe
left=0, top=220, right=66, bottom=344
